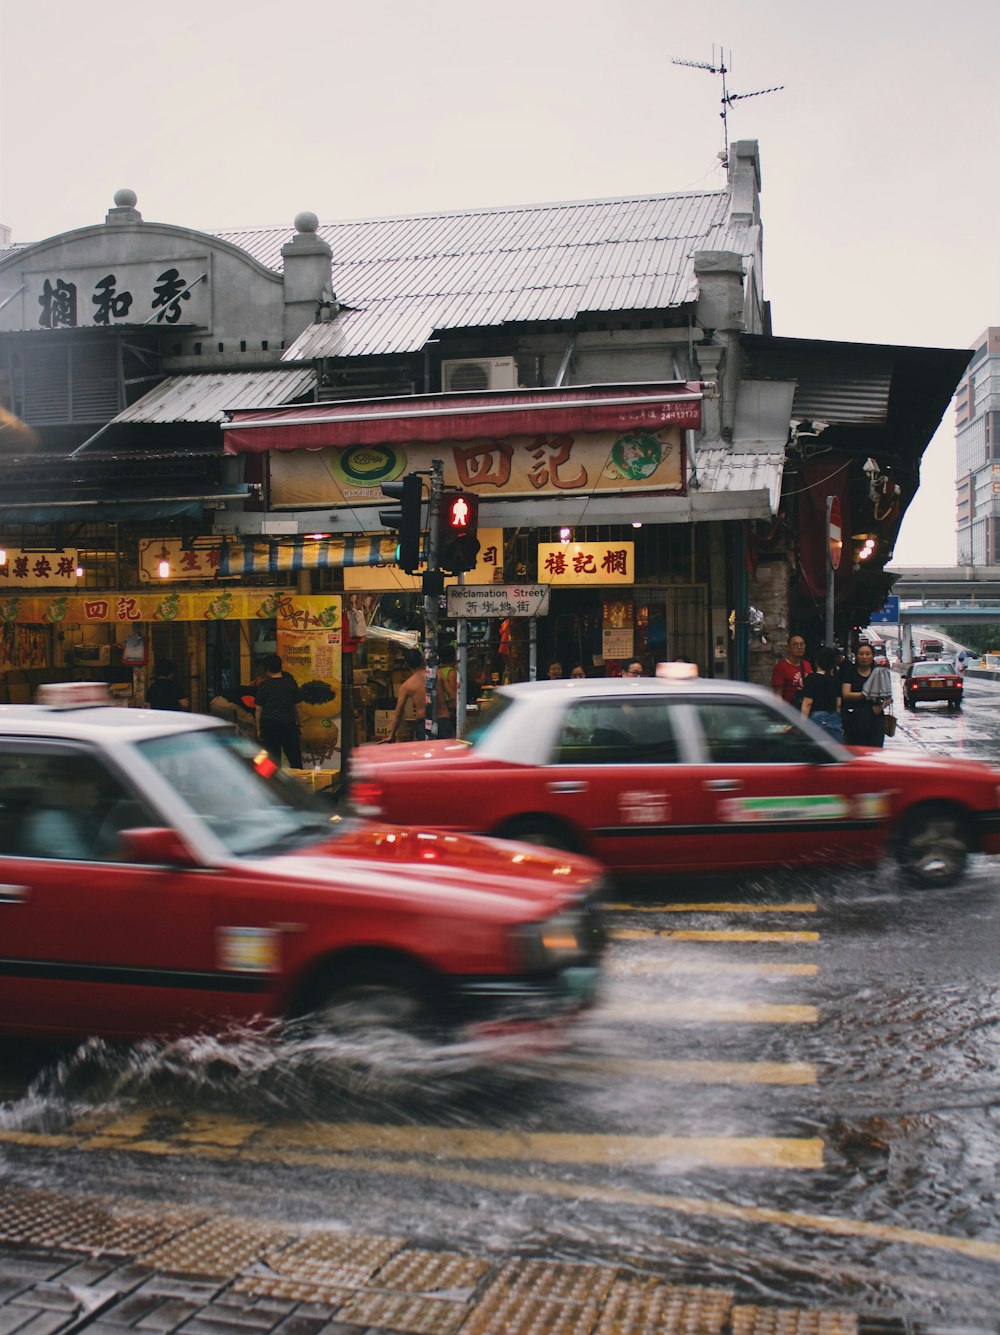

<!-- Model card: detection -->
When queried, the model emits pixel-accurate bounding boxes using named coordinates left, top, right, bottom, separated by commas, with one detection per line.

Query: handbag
left=882, top=712, right=898, bottom=738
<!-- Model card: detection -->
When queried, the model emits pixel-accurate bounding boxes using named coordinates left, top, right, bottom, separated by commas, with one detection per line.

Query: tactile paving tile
left=139, top=1215, right=294, bottom=1278
left=375, top=1248, right=490, bottom=1293
left=0, top=1187, right=198, bottom=1257
left=336, top=1288, right=471, bottom=1334
left=459, top=1292, right=602, bottom=1334
left=732, top=1307, right=859, bottom=1335
left=482, top=1258, right=618, bottom=1305
left=236, top=1231, right=408, bottom=1297
left=594, top=1279, right=734, bottom=1333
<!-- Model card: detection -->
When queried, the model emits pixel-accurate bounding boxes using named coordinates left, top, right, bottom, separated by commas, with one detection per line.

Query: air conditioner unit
left=441, top=357, right=518, bottom=393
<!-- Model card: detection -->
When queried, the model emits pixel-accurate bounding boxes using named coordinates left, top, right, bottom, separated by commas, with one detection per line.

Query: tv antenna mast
left=672, top=47, right=783, bottom=167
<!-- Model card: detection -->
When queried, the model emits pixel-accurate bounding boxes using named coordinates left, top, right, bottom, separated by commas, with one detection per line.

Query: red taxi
left=903, top=660, right=964, bottom=711
left=349, top=678, right=1000, bottom=889
left=0, top=685, right=605, bottom=1044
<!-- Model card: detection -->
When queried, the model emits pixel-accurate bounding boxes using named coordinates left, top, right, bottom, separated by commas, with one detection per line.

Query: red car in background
left=903, top=660, right=964, bottom=711
left=349, top=679, right=1000, bottom=889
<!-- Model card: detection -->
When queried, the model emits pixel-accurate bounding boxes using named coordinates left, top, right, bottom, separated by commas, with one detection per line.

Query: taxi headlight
left=516, top=910, right=586, bottom=970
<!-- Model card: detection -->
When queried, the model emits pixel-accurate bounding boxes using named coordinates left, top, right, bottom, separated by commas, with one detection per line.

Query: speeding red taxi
left=349, top=678, right=1000, bottom=888
left=0, top=684, right=605, bottom=1044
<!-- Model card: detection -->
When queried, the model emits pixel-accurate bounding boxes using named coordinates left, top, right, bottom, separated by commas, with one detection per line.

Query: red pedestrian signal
left=440, top=491, right=480, bottom=573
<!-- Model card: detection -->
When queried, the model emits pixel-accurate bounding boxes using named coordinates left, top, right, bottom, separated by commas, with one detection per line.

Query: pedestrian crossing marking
left=211, top=1118, right=827, bottom=1171
left=600, top=1000, right=818, bottom=1024
left=605, top=958, right=819, bottom=976
left=611, top=928, right=820, bottom=943
left=559, top=1057, right=817, bottom=1085
left=3, top=1112, right=824, bottom=1173
left=605, top=902, right=818, bottom=913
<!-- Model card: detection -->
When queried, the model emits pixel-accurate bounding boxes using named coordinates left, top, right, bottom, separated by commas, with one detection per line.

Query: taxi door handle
left=547, top=781, right=589, bottom=794
left=704, top=779, right=742, bottom=791
left=0, top=884, right=28, bottom=903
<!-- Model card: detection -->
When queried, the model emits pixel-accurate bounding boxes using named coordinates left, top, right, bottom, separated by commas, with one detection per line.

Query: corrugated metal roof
left=112, top=368, right=316, bottom=425
left=213, top=188, right=751, bottom=359
left=695, top=447, right=785, bottom=515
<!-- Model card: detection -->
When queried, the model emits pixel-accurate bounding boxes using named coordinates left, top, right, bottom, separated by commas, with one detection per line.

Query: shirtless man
left=387, top=648, right=427, bottom=742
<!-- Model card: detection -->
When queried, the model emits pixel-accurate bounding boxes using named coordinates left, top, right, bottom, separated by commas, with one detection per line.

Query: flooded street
left=3, top=862, right=999, bottom=1322
left=2, top=675, right=999, bottom=1324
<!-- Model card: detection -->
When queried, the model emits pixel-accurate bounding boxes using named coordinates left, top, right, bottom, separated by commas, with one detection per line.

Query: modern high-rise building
left=955, top=327, right=1000, bottom=564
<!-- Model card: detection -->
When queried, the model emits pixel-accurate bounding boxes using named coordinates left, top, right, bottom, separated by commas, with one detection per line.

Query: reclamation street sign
left=447, top=584, right=551, bottom=619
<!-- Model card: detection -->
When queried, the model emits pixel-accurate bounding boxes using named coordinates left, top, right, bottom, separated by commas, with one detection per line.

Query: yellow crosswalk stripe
left=611, top=928, right=819, bottom=942
left=559, top=1057, right=817, bottom=1085
left=605, top=901, right=817, bottom=913
left=601, top=1000, right=817, bottom=1024
left=605, top=958, right=819, bottom=976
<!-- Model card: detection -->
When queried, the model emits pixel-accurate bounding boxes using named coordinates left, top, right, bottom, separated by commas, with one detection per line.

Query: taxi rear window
left=462, top=692, right=515, bottom=746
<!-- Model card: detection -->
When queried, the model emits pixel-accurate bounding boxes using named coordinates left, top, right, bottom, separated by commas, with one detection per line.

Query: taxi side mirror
left=119, top=827, right=200, bottom=868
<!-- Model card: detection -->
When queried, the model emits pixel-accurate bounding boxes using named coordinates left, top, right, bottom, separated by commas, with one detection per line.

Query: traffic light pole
left=423, top=459, right=444, bottom=738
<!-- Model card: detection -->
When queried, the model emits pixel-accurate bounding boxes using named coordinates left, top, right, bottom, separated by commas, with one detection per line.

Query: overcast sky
left=2, top=0, right=997, bottom=567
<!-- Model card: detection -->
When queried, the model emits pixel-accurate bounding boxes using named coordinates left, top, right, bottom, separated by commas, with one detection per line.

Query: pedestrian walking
left=801, top=646, right=843, bottom=740
left=254, top=654, right=303, bottom=767
left=771, top=635, right=812, bottom=708
left=387, top=648, right=427, bottom=742
left=842, top=643, right=891, bottom=748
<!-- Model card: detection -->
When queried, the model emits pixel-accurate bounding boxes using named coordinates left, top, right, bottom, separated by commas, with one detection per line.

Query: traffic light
left=440, top=490, right=480, bottom=573
left=378, top=474, right=423, bottom=573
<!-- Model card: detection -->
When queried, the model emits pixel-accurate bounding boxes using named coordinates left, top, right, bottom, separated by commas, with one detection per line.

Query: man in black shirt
left=146, top=659, right=189, bottom=711
left=254, top=654, right=303, bottom=768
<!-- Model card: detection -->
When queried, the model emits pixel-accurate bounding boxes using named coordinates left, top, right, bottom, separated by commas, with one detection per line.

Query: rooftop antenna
left=672, top=46, right=783, bottom=167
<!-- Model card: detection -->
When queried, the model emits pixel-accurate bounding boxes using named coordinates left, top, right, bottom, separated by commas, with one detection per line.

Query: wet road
left=1, top=672, right=999, bottom=1324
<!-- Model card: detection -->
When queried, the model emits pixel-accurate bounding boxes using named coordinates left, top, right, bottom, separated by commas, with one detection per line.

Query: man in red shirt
left=772, top=635, right=812, bottom=708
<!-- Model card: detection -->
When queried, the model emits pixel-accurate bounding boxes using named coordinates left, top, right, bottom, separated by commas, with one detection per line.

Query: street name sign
left=446, top=584, right=550, bottom=619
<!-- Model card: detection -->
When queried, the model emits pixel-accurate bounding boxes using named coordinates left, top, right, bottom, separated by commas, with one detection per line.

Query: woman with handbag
left=841, top=643, right=892, bottom=747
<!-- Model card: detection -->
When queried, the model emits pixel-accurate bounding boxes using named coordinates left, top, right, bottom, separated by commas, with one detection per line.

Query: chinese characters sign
left=1, top=549, right=79, bottom=587
left=1, top=260, right=210, bottom=331
left=269, top=427, right=684, bottom=507
left=537, top=542, right=634, bottom=586
left=0, top=589, right=302, bottom=625
left=275, top=595, right=343, bottom=773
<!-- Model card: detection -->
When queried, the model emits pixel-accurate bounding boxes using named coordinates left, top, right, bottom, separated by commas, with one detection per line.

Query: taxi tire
left=894, top=802, right=972, bottom=888
left=498, top=816, right=580, bottom=853
left=309, top=964, right=432, bottom=1037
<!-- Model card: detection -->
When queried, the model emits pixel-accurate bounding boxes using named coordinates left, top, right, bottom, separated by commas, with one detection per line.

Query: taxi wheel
left=894, top=803, right=972, bottom=888
left=499, top=816, right=580, bottom=853
left=310, top=965, right=431, bottom=1036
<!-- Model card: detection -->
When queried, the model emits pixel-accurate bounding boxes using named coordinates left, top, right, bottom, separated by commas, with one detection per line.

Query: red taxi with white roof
left=0, top=684, right=605, bottom=1043
left=349, top=677, right=1000, bottom=888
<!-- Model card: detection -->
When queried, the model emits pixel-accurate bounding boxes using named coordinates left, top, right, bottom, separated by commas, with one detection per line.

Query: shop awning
left=222, top=383, right=703, bottom=454
left=216, top=534, right=399, bottom=576
left=0, top=490, right=249, bottom=524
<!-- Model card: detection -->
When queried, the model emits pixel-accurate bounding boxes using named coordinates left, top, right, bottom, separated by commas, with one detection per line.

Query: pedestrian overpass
left=885, top=566, right=1000, bottom=624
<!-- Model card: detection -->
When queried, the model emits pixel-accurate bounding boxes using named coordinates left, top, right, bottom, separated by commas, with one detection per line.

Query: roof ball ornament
left=114, top=188, right=138, bottom=209
left=294, top=211, right=319, bottom=234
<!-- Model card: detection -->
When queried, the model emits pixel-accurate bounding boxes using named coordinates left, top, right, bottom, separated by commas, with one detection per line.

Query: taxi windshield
left=137, top=729, right=337, bottom=856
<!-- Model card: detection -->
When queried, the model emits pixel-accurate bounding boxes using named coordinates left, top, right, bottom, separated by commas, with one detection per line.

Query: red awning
left=222, top=383, right=702, bottom=454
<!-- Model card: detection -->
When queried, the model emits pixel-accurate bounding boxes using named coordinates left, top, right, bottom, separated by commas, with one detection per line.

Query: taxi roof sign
left=36, top=682, right=113, bottom=709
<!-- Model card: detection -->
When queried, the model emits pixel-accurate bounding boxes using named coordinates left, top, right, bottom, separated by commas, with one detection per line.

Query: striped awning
left=217, top=534, right=399, bottom=576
